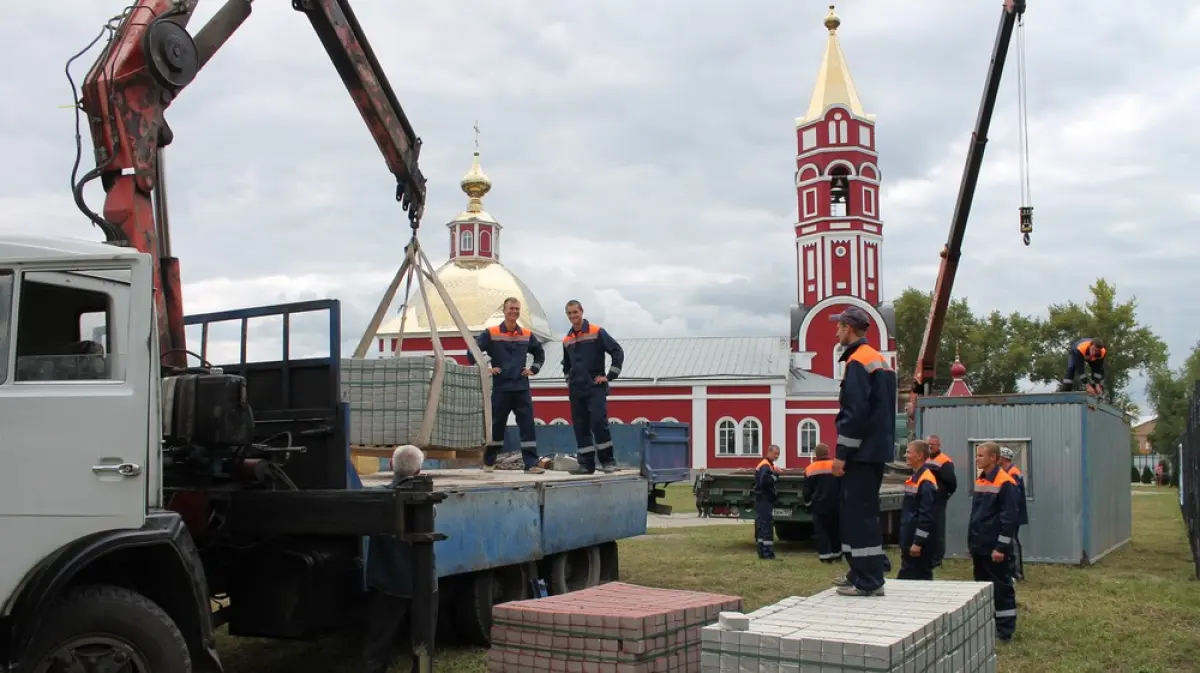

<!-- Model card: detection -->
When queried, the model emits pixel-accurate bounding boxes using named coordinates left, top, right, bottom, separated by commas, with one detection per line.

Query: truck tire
left=452, top=565, right=529, bottom=647
left=774, top=522, right=814, bottom=543
left=547, top=546, right=601, bottom=595
left=20, top=583, right=190, bottom=673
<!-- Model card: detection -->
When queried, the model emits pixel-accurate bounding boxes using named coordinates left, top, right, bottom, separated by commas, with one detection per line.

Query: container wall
left=917, top=394, right=1087, bottom=564
left=1084, top=403, right=1133, bottom=563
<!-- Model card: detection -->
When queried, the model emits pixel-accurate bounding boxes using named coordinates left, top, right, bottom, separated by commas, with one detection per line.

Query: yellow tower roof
left=799, top=4, right=871, bottom=125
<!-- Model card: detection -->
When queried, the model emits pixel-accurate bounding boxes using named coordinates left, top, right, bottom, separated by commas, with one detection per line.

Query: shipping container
left=915, top=392, right=1132, bottom=565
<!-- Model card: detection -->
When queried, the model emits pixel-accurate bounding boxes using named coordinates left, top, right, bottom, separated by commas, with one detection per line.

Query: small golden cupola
left=448, top=126, right=502, bottom=266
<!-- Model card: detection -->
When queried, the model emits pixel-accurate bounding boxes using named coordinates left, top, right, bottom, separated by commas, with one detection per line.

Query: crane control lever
left=71, top=0, right=427, bottom=369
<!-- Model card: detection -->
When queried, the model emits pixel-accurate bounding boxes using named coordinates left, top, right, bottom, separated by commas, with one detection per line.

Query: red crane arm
left=78, top=0, right=427, bottom=368
left=907, top=0, right=1026, bottom=418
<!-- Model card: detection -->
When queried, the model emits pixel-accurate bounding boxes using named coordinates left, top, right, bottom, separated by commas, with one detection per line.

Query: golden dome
left=824, top=4, right=840, bottom=32
left=453, top=151, right=497, bottom=223
left=377, top=260, right=554, bottom=340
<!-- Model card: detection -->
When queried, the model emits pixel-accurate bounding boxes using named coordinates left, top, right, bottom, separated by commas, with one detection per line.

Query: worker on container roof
left=1057, top=337, right=1106, bottom=396
left=897, top=439, right=939, bottom=581
left=970, top=442, right=1020, bottom=642
left=753, top=444, right=782, bottom=560
left=469, top=297, right=546, bottom=474
left=561, top=300, right=625, bottom=475
left=999, top=446, right=1027, bottom=581
left=923, top=434, right=957, bottom=569
left=827, top=306, right=897, bottom=597
left=802, top=443, right=842, bottom=563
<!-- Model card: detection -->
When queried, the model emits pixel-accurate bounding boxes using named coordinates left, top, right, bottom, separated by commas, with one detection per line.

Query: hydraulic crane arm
left=77, top=0, right=427, bottom=368
left=908, top=0, right=1027, bottom=415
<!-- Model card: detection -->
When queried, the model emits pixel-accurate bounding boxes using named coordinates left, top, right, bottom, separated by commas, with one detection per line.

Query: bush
left=1132, top=465, right=1142, bottom=483
left=1141, top=465, right=1154, bottom=484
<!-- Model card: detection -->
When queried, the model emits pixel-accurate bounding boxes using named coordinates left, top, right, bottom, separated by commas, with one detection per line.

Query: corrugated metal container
left=916, top=392, right=1132, bottom=565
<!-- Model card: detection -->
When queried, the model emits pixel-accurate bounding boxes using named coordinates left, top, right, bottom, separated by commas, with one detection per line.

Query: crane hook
left=1019, top=205, right=1033, bottom=247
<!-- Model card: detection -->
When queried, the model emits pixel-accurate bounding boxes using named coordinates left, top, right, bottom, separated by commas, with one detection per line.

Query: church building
left=372, top=7, right=897, bottom=470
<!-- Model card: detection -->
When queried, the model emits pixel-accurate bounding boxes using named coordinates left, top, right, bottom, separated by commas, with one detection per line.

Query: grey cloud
left=2, top=0, right=1198, bottom=414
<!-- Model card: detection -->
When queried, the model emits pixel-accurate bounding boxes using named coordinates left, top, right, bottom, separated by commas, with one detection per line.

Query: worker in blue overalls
left=897, top=439, right=939, bottom=581
left=1057, top=337, right=1106, bottom=394
left=561, top=300, right=624, bottom=475
left=754, top=444, right=782, bottom=560
left=468, top=297, right=546, bottom=474
left=970, top=441, right=1021, bottom=642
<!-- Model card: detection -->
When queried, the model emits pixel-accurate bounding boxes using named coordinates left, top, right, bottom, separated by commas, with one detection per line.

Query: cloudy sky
left=2, top=0, right=1197, bottom=410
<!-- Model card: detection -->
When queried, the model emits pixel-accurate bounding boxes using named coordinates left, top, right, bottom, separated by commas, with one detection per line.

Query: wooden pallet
left=349, top=444, right=483, bottom=467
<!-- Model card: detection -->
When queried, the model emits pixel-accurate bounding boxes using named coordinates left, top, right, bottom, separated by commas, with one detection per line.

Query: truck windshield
left=0, top=270, right=11, bottom=384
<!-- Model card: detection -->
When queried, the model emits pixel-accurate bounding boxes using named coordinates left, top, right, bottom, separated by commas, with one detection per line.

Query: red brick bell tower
left=790, top=4, right=896, bottom=380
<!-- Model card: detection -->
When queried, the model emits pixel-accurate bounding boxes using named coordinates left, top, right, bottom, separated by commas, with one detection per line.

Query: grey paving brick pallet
left=700, top=580, right=999, bottom=673
left=341, top=356, right=486, bottom=449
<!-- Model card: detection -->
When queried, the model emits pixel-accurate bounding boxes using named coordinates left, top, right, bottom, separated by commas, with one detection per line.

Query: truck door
left=0, top=257, right=153, bottom=608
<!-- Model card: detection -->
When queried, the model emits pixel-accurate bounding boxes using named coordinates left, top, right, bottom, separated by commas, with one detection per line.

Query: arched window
left=479, top=229, right=491, bottom=255
left=631, top=417, right=649, bottom=424
left=550, top=418, right=568, bottom=426
left=740, top=418, right=762, bottom=456
left=829, top=166, right=850, bottom=217
left=798, top=418, right=820, bottom=457
left=610, top=418, right=623, bottom=424
left=716, top=418, right=737, bottom=456
left=661, top=417, right=679, bottom=423
left=460, top=229, right=473, bottom=252
left=534, top=419, right=546, bottom=426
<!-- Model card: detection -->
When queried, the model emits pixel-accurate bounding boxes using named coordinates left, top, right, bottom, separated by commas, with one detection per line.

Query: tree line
left=892, top=278, right=1168, bottom=422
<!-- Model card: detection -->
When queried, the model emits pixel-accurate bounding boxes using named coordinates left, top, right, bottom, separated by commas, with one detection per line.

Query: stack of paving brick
left=700, top=580, right=998, bottom=673
left=488, top=581, right=743, bottom=672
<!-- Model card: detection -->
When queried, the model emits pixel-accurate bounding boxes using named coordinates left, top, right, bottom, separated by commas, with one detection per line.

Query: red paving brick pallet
left=700, top=580, right=998, bottom=673
left=487, top=581, right=744, bottom=672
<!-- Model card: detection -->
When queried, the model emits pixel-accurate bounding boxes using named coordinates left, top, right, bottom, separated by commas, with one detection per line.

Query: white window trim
left=550, top=418, right=569, bottom=426
left=460, top=229, right=473, bottom=252
left=662, top=416, right=679, bottom=422
left=798, top=418, right=820, bottom=457
left=534, top=419, right=546, bottom=426
left=715, top=416, right=739, bottom=456
left=739, top=417, right=763, bottom=457
left=631, top=417, right=649, bottom=424
left=610, top=418, right=623, bottom=424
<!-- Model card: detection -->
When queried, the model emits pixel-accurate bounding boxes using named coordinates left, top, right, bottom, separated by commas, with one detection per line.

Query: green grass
left=218, top=487, right=1200, bottom=673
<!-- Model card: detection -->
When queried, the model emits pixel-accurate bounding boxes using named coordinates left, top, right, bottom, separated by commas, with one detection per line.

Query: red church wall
left=708, top=385, right=770, bottom=396
left=784, top=411, right=840, bottom=467
left=707, top=397, right=773, bottom=469
left=607, top=399, right=691, bottom=424
left=804, top=303, right=886, bottom=379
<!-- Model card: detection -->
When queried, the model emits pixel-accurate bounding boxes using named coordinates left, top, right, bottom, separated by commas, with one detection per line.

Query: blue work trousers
left=487, top=390, right=538, bottom=469
left=569, top=386, right=614, bottom=472
left=754, top=499, right=776, bottom=559
left=839, top=461, right=891, bottom=592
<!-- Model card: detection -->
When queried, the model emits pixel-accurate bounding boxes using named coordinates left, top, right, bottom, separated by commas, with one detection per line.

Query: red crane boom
left=76, top=0, right=426, bottom=368
left=907, top=0, right=1029, bottom=421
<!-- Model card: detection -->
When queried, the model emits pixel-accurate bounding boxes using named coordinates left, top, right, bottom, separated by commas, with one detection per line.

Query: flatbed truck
left=695, top=466, right=908, bottom=544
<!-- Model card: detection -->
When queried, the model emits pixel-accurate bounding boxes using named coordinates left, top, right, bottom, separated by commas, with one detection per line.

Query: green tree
left=1146, top=341, right=1200, bottom=455
left=893, top=288, right=1036, bottom=395
left=1028, top=278, right=1166, bottom=413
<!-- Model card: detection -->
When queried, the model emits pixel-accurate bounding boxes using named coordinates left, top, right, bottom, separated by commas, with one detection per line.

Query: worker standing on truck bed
left=469, top=297, right=546, bottom=474
left=828, top=307, right=897, bottom=597
left=999, top=447, right=1028, bottom=581
left=1057, top=337, right=1106, bottom=395
left=924, top=434, right=957, bottom=569
left=363, top=445, right=438, bottom=673
left=802, top=443, right=841, bottom=563
left=753, top=444, right=782, bottom=560
left=897, top=440, right=939, bottom=581
left=970, top=442, right=1020, bottom=642
left=562, top=300, right=625, bottom=474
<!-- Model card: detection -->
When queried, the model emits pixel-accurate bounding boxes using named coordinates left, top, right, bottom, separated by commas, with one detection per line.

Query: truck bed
left=361, top=468, right=650, bottom=578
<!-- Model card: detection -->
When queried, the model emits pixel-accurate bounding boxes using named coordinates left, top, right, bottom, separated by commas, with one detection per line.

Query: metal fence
left=1182, top=381, right=1200, bottom=579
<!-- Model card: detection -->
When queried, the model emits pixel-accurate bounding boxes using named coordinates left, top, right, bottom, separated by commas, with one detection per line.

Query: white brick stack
left=700, top=580, right=998, bottom=673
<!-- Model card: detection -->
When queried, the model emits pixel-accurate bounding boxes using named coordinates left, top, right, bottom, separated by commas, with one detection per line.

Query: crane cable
left=1016, top=12, right=1034, bottom=246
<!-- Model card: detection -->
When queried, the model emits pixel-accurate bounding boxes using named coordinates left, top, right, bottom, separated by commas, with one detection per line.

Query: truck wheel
left=21, top=583, right=190, bottom=673
left=774, top=522, right=814, bottom=542
left=452, top=565, right=529, bottom=648
left=547, top=546, right=601, bottom=595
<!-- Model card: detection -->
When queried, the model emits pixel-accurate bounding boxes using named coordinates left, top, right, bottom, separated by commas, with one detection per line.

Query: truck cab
left=0, top=235, right=224, bottom=671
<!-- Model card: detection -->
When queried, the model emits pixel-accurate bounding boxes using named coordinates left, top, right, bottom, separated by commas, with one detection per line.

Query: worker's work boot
left=482, top=465, right=495, bottom=472
left=832, top=575, right=851, bottom=587
left=525, top=466, right=545, bottom=474
left=836, top=585, right=885, bottom=597
left=568, top=468, right=595, bottom=476
left=599, top=463, right=618, bottom=474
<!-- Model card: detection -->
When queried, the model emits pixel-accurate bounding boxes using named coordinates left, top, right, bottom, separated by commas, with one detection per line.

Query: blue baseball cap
left=829, top=306, right=870, bottom=331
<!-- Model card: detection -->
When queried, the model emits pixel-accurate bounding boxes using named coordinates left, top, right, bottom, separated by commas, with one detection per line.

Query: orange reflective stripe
left=904, top=469, right=938, bottom=493
left=563, top=323, right=602, bottom=345
left=1077, top=340, right=1107, bottom=360
left=756, top=459, right=779, bottom=472
left=976, top=467, right=1017, bottom=493
left=488, top=325, right=529, bottom=341
left=1007, top=465, right=1023, bottom=478
left=927, top=453, right=952, bottom=466
left=848, top=344, right=891, bottom=372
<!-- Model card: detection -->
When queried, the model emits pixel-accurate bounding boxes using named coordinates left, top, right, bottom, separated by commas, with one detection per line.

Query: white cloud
left=0, top=0, right=1196, bottom=413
